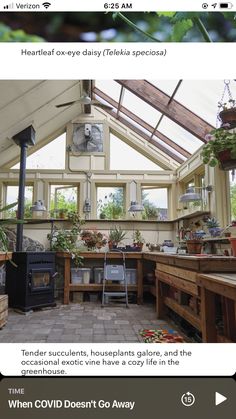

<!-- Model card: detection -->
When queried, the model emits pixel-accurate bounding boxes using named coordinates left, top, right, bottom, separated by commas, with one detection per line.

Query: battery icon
left=219, top=2, right=233, bottom=7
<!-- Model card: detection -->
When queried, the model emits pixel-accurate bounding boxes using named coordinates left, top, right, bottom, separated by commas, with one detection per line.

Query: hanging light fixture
left=179, top=187, right=201, bottom=203
left=179, top=185, right=213, bottom=203
left=128, top=180, right=145, bottom=213
left=128, top=201, right=144, bottom=212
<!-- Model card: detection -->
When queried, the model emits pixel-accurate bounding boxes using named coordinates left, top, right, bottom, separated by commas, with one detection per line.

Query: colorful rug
left=139, top=329, right=185, bottom=343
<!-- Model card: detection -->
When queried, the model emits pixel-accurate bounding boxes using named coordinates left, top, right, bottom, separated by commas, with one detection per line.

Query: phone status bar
left=0, top=1, right=236, bottom=13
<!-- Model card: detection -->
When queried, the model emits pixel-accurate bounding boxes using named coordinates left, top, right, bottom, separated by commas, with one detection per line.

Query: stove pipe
left=12, top=125, right=35, bottom=251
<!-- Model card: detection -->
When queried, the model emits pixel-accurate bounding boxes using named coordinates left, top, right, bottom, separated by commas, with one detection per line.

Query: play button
left=215, top=392, right=227, bottom=406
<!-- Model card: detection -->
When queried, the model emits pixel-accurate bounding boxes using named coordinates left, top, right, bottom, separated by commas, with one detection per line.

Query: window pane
left=141, top=187, right=168, bottom=220
left=230, top=173, right=236, bottom=221
left=12, top=133, right=66, bottom=170
left=97, top=186, right=124, bottom=219
left=50, top=185, right=78, bottom=215
left=110, top=133, right=162, bottom=170
left=158, top=116, right=202, bottom=153
left=5, top=185, right=33, bottom=218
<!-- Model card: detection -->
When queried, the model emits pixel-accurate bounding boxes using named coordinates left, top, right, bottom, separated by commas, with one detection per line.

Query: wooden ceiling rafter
left=82, top=79, right=92, bottom=114
left=117, top=86, right=124, bottom=118
left=116, top=80, right=214, bottom=142
left=150, top=80, right=183, bottom=139
left=93, top=86, right=190, bottom=159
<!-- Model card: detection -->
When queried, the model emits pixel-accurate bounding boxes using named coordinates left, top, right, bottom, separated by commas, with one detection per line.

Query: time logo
left=104, top=3, right=133, bottom=9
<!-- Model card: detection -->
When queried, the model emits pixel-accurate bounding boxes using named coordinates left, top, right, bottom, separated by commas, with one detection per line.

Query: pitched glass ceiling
left=95, top=80, right=236, bottom=166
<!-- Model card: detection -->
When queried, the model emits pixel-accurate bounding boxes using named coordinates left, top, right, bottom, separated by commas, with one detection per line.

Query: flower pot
left=208, top=227, right=223, bottom=237
left=230, top=237, right=236, bottom=257
left=219, top=108, right=236, bottom=129
left=186, top=240, right=203, bottom=254
left=217, top=149, right=236, bottom=171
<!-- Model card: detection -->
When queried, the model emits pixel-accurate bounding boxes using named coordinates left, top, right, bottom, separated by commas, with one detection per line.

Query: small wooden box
left=0, top=295, right=8, bottom=328
left=72, top=292, right=84, bottom=303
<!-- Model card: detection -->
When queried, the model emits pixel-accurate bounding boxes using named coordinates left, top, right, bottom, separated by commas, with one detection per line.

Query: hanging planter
left=217, top=80, right=236, bottom=129
left=202, top=128, right=236, bottom=171
left=217, top=149, right=236, bottom=170
left=219, top=108, right=236, bottom=129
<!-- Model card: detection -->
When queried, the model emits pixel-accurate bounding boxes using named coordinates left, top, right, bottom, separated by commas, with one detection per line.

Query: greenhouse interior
left=0, top=79, right=236, bottom=344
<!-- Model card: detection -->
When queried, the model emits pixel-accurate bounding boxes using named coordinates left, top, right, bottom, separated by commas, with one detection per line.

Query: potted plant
left=219, top=100, right=236, bottom=129
left=80, top=230, right=107, bottom=251
left=0, top=202, right=24, bottom=253
left=205, top=217, right=222, bottom=237
left=47, top=211, right=84, bottom=267
left=202, top=128, right=236, bottom=170
left=186, top=238, right=203, bottom=254
left=133, top=229, right=145, bottom=251
left=108, top=226, right=126, bottom=249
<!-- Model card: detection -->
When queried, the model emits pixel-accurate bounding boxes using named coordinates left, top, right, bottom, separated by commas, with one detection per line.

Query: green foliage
left=201, top=128, right=236, bottom=167
left=108, top=226, right=126, bottom=244
left=230, top=183, right=236, bottom=219
left=0, top=202, right=19, bottom=252
left=47, top=212, right=84, bottom=267
left=97, top=188, right=124, bottom=220
left=133, top=229, right=145, bottom=244
left=206, top=217, right=220, bottom=228
left=114, top=12, right=213, bottom=42
left=0, top=22, right=44, bottom=42
left=50, top=189, right=77, bottom=213
left=5, top=198, right=32, bottom=219
left=141, top=191, right=159, bottom=220
left=170, top=19, right=193, bottom=42
left=142, top=202, right=159, bottom=220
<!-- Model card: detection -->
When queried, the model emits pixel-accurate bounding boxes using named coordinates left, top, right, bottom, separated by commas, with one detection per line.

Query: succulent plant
left=206, top=217, right=220, bottom=228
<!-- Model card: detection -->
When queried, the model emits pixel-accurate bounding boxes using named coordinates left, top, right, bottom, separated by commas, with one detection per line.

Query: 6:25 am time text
left=104, top=3, right=133, bottom=10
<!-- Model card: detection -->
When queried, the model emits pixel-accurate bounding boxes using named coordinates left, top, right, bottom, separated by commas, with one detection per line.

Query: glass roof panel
left=152, top=134, right=187, bottom=161
left=174, top=80, right=236, bottom=126
left=123, top=89, right=162, bottom=127
left=158, top=117, right=203, bottom=154
left=95, top=80, right=121, bottom=102
left=147, top=80, right=179, bottom=96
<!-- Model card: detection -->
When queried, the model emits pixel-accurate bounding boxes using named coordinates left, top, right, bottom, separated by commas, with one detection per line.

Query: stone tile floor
left=0, top=302, right=175, bottom=343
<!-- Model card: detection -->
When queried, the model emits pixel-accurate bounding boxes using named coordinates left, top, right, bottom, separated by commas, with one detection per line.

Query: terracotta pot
left=230, top=237, right=236, bottom=257
left=219, top=108, right=236, bottom=129
left=186, top=240, right=203, bottom=254
left=217, top=149, right=236, bottom=171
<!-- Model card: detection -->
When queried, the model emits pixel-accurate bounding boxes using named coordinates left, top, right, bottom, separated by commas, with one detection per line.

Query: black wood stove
left=6, top=252, right=56, bottom=312
left=5, top=125, right=56, bottom=311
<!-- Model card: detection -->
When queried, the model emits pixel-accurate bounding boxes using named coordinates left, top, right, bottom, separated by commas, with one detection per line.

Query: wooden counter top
left=0, top=252, right=12, bottom=263
left=56, top=251, right=143, bottom=259
left=142, top=252, right=236, bottom=272
left=142, top=251, right=235, bottom=261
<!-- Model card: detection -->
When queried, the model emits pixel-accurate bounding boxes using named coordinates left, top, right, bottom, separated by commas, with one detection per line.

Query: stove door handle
left=28, top=272, right=32, bottom=289
left=51, top=272, right=58, bottom=279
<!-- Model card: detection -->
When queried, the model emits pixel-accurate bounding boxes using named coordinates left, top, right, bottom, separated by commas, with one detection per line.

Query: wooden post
left=63, top=256, right=71, bottom=305
left=137, top=258, right=143, bottom=304
left=200, top=287, right=217, bottom=342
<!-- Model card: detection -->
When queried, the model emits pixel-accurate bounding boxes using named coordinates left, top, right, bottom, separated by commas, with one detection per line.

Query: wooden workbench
left=143, top=252, right=236, bottom=342
left=56, top=251, right=143, bottom=305
left=197, top=273, right=236, bottom=343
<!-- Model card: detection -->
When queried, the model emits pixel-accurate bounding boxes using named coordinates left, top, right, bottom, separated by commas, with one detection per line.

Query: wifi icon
left=42, top=2, right=51, bottom=9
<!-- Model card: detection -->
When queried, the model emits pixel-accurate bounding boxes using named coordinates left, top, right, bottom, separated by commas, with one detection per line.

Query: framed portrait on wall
left=72, top=123, right=104, bottom=152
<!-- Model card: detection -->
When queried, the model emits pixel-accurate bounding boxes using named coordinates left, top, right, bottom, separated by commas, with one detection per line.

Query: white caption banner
left=0, top=43, right=236, bottom=79
left=0, top=343, right=235, bottom=376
